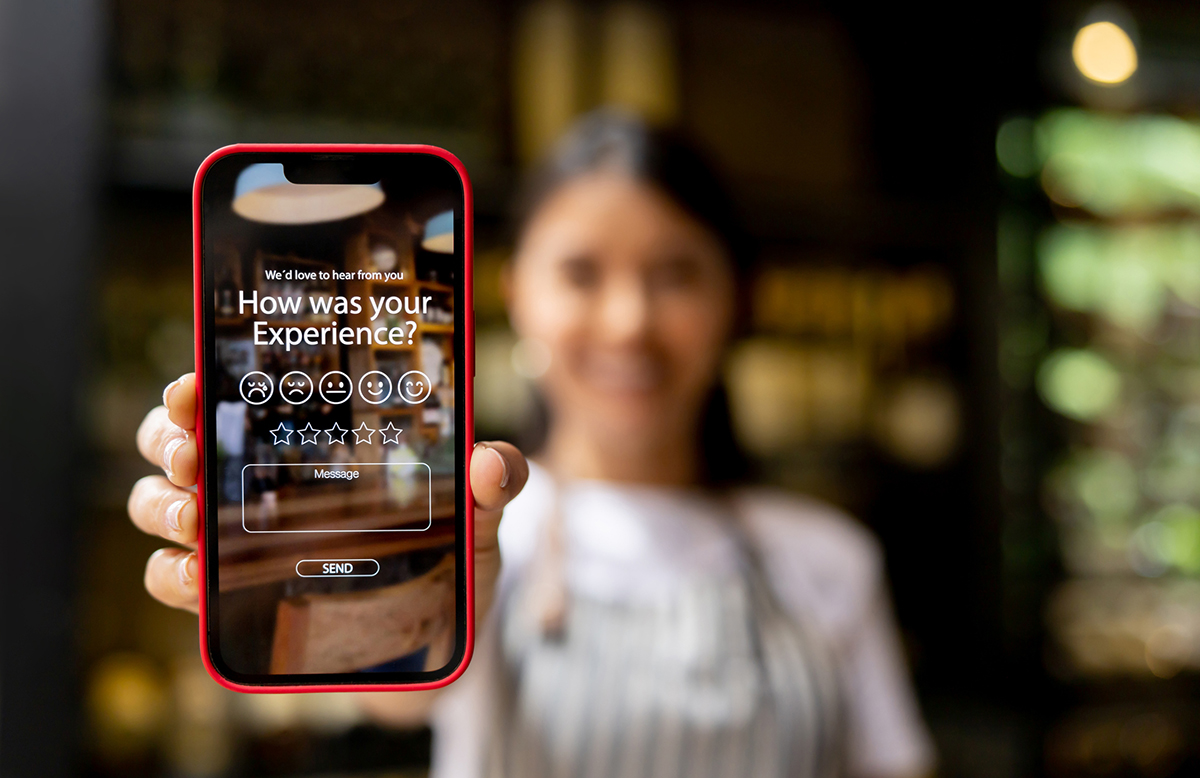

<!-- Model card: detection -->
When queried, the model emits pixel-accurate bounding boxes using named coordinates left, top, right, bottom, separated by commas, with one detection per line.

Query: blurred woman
left=130, top=111, right=934, bottom=778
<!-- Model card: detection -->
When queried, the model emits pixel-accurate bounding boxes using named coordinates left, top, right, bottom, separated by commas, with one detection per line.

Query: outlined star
left=352, top=421, right=376, bottom=445
left=379, top=421, right=404, bottom=444
left=269, top=422, right=293, bottom=445
left=325, top=422, right=349, bottom=444
left=297, top=422, right=321, bottom=445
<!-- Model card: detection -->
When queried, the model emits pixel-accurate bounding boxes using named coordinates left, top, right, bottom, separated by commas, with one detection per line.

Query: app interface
left=201, top=153, right=464, bottom=680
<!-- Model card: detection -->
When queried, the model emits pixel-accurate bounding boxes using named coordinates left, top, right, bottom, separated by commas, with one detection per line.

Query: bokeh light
left=1072, top=449, right=1139, bottom=523
left=1037, top=222, right=1200, bottom=332
left=996, top=116, right=1039, bottom=177
left=1037, top=348, right=1122, bottom=421
left=1072, top=21, right=1138, bottom=85
left=1132, top=504, right=1200, bottom=576
left=1035, top=110, right=1200, bottom=217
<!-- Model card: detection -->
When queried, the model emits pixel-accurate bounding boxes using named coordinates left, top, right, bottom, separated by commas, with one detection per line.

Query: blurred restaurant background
left=7, top=0, right=1200, bottom=776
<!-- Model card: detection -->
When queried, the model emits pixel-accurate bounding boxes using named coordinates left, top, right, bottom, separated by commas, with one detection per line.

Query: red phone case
left=192, top=144, right=475, bottom=693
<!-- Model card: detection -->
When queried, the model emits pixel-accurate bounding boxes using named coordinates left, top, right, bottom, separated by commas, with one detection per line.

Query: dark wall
left=0, top=1, right=103, bottom=775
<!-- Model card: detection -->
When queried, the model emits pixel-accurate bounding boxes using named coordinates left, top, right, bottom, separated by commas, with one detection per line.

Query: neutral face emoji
left=280, top=371, right=314, bottom=405
left=357, top=370, right=392, bottom=405
left=318, top=371, right=353, bottom=404
left=239, top=371, right=274, bottom=405
left=397, top=370, right=432, bottom=404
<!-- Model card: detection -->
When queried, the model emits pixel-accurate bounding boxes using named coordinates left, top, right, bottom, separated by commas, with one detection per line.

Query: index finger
left=162, top=373, right=197, bottom=431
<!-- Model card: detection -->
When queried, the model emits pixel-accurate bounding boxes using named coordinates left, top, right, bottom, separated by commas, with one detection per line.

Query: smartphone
left=193, top=145, right=474, bottom=691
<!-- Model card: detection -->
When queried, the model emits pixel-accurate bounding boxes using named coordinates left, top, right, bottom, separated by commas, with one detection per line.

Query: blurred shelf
left=730, top=182, right=979, bottom=250
left=110, top=96, right=505, bottom=195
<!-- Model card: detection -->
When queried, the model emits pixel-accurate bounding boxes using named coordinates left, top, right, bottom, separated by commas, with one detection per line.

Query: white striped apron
left=484, top=509, right=843, bottom=778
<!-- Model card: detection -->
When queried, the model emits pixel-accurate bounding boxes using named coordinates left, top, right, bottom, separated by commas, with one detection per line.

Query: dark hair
left=513, top=109, right=753, bottom=486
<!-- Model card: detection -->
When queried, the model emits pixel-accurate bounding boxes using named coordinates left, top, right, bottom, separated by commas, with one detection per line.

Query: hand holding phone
left=132, top=374, right=525, bottom=599
left=128, top=144, right=527, bottom=693
left=131, top=374, right=527, bottom=686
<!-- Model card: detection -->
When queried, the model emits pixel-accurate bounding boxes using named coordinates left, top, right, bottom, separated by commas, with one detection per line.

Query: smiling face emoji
left=318, top=371, right=353, bottom=404
left=279, top=371, right=314, bottom=405
left=357, top=370, right=392, bottom=405
left=397, top=370, right=432, bottom=404
left=238, top=371, right=274, bottom=405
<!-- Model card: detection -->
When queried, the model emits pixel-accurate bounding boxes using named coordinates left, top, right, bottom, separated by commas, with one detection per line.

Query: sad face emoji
left=239, top=371, right=274, bottom=405
left=318, top=370, right=353, bottom=404
left=280, top=371, right=314, bottom=405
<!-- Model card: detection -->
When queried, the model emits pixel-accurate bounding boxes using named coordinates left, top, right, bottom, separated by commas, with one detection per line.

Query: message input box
left=240, top=462, right=432, bottom=534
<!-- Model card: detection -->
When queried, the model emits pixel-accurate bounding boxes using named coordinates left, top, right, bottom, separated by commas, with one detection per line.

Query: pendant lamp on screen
left=422, top=210, right=454, bottom=253
left=233, top=163, right=385, bottom=224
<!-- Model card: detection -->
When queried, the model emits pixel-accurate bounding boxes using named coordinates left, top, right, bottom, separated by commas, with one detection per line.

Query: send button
left=296, top=559, right=380, bottom=578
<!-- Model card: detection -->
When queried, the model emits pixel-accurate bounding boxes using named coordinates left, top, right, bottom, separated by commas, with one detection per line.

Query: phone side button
left=295, top=559, right=381, bottom=578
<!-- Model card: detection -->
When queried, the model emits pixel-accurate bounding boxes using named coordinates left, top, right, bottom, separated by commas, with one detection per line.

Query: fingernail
left=162, top=430, right=188, bottom=480
left=179, top=553, right=197, bottom=589
left=162, top=378, right=182, bottom=408
left=147, top=547, right=168, bottom=569
left=488, top=446, right=510, bottom=489
left=164, top=499, right=188, bottom=537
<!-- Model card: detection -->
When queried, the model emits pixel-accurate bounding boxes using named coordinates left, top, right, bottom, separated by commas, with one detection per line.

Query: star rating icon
left=379, top=422, right=404, bottom=444
left=325, top=422, right=349, bottom=444
left=352, top=421, right=376, bottom=445
left=297, top=422, right=321, bottom=445
left=270, top=422, right=293, bottom=445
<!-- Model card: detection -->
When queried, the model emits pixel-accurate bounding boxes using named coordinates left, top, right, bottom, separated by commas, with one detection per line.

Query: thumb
left=470, top=441, right=528, bottom=552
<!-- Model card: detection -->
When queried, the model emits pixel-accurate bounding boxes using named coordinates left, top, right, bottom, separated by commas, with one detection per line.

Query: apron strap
left=523, top=466, right=570, bottom=639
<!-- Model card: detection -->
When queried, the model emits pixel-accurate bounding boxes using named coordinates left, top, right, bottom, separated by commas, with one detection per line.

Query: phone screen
left=197, top=150, right=468, bottom=687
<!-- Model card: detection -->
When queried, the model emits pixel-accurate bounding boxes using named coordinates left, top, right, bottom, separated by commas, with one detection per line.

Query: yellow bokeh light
left=1073, top=21, right=1138, bottom=85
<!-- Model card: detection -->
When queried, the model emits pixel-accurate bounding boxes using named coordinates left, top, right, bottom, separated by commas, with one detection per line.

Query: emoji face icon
left=358, top=370, right=392, bottom=405
left=239, top=371, right=274, bottom=405
left=279, top=371, right=314, bottom=405
left=397, top=370, right=433, bottom=404
left=318, top=371, right=353, bottom=404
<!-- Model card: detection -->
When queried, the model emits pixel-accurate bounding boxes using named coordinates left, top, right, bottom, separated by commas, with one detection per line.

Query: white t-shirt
left=431, top=462, right=936, bottom=778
